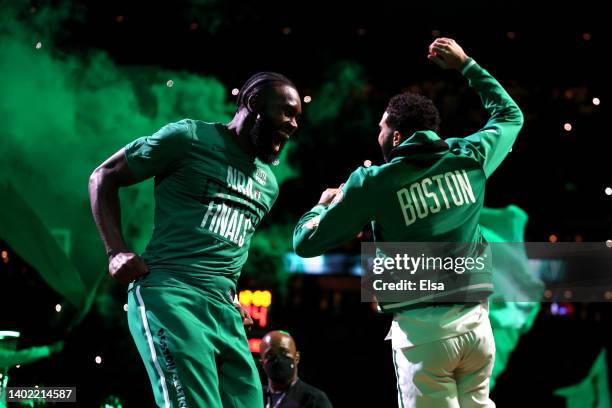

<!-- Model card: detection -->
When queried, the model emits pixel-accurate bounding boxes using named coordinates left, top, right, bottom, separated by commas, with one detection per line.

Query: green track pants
left=127, top=284, right=263, bottom=408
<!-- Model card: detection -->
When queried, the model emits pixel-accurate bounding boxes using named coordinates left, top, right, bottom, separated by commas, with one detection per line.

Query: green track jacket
left=293, top=59, right=524, bottom=311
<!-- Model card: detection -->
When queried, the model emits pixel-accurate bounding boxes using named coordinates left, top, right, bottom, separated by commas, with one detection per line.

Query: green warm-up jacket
left=293, top=59, right=524, bottom=312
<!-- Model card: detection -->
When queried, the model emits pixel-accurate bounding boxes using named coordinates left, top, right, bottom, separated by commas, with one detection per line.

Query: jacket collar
left=387, top=130, right=449, bottom=161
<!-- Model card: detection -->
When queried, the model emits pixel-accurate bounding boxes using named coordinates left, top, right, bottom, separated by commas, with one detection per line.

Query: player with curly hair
left=294, top=38, right=523, bottom=408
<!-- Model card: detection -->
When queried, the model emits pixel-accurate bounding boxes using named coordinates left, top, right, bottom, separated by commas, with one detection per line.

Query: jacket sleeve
left=293, top=168, right=372, bottom=258
left=452, top=59, right=524, bottom=178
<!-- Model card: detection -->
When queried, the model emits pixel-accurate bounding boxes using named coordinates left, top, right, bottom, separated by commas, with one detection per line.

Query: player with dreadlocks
left=89, top=72, right=301, bottom=407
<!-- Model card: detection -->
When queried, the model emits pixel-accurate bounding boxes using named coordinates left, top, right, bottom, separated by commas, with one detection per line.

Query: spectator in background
left=260, top=330, right=332, bottom=408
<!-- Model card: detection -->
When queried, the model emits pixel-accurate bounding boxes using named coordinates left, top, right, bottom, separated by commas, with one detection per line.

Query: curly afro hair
left=385, top=93, right=441, bottom=136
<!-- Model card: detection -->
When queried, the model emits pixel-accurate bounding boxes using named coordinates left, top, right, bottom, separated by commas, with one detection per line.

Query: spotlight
left=551, top=302, right=559, bottom=314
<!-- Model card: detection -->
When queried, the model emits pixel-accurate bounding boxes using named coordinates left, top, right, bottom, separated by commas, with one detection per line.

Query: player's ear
left=295, top=351, right=301, bottom=365
left=392, top=130, right=403, bottom=147
left=247, top=93, right=261, bottom=114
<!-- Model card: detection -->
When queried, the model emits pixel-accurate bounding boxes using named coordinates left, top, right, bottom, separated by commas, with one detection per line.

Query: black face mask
left=264, top=355, right=295, bottom=384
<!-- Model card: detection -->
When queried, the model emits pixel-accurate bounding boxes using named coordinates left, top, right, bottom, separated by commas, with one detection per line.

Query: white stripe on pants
left=393, top=318, right=496, bottom=408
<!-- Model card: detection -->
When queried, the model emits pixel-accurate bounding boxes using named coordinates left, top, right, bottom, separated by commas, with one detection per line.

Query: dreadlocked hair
left=236, top=72, right=296, bottom=112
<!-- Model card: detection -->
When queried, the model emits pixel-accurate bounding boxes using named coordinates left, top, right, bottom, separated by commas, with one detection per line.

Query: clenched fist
left=318, top=183, right=345, bottom=206
left=108, top=252, right=149, bottom=284
left=428, top=38, right=469, bottom=70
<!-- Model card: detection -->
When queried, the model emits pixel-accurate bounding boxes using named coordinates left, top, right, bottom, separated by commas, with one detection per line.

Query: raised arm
left=429, top=38, right=524, bottom=178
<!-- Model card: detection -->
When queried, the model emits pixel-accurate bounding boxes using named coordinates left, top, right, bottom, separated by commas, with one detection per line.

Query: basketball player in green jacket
left=293, top=38, right=523, bottom=407
left=90, top=72, right=301, bottom=408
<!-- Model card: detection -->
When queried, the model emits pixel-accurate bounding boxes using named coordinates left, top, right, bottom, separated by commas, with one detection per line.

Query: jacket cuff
left=311, top=204, right=327, bottom=212
left=460, top=58, right=477, bottom=76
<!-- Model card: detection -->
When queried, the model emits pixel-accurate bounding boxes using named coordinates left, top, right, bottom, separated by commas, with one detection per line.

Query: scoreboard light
left=239, top=290, right=272, bottom=328
left=249, top=305, right=268, bottom=327
left=248, top=338, right=262, bottom=353
left=239, top=290, right=272, bottom=307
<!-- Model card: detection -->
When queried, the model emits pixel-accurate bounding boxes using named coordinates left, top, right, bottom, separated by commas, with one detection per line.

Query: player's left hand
left=235, top=303, right=254, bottom=331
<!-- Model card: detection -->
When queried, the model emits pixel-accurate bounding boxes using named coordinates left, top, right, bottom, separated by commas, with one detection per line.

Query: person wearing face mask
left=89, top=72, right=302, bottom=408
left=260, top=331, right=332, bottom=408
left=293, top=38, right=523, bottom=408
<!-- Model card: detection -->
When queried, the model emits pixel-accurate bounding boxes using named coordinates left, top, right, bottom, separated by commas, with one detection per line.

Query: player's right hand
left=428, top=38, right=469, bottom=70
left=108, top=252, right=149, bottom=284
left=318, top=183, right=345, bottom=206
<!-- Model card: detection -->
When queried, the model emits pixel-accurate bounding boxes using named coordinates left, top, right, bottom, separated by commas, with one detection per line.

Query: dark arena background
left=1, top=0, right=610, bottom=407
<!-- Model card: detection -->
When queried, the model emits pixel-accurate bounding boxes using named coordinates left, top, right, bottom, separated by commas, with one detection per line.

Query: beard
left=249, top=114, right=285, bottom=165
left=380, top=138, right=394, bottom=163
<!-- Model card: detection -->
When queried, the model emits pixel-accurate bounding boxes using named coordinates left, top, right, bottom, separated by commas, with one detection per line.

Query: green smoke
left=0, top=2, right=233, bottom=301
left=306, top=61, right=368, bottom=126
left=0, top=1, right=377, bottom=311
left=289, top=60, right=375, bottom=183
